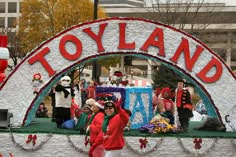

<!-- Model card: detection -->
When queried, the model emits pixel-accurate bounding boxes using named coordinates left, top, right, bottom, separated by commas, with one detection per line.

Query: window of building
left=0, top=2, right=5, bottom=13
left=0, top=17, right=5, bottom=28
left=8, top=17, right=16, bottom=28
left=8, top=2, right=17, bottom=13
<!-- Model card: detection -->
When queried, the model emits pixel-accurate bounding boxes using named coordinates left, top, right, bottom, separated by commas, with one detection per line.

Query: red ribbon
left=32, top=135, right=37, bottom=146
left=193, top=138, right=202, bottom=150
left=84, top=136, right=90, bottom=146
left=26, top=134, right=33, bottom=144
left=139, top=137, right=148, bottom=149
left=26, top=134, right=37, bottom=146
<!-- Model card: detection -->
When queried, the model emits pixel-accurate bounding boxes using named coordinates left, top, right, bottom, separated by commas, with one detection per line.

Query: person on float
left=158, top=87, right=175, bottom=125
left=55, top=75, right=75, bottom=128
left=79, top=78, right=88, bottom=107
left=152, top=87, right=162, bottom=113
left=86, top=81, right=96, bottom=99
left=86, top=99, right=105, bottom=157
left=89, top=100, right=129, bottom=157
left=175, top=79, right=193, bottom=132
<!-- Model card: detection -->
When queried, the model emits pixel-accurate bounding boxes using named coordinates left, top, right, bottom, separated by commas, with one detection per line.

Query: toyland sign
left=0, top=18, right=235, bottom=130
left=29, top=21, right=221, bottom=83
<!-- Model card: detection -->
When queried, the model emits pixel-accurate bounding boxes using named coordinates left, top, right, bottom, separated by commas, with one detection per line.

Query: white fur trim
left=0, top=48, right=9, bottom=59
left=95, top=102, right=104, bottom=109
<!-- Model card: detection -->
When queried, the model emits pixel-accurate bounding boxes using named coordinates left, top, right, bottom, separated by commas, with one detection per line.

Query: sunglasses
left=62, top=79, right=70, bottom=82
left=105, top=107, right=114, bottom=110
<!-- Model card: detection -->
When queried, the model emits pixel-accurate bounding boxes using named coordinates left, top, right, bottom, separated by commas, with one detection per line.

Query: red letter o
left=59, top=34, right=82, bottom=61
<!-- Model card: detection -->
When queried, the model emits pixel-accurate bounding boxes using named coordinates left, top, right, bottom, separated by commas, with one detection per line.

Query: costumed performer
left=175, top=79, right=193, bottom=132
left=55, top=75, right=75, bottom=128
left=158, top=87, right=175, bottom=125
left=86, top=99, right=105, bottom=157
left=89, top=100, right=129, bottom=157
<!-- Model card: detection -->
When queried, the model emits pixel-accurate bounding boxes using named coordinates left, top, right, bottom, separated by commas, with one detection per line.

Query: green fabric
left=102, top=112, right=116, bottom=133
left=1, top=118, right=236, bottom=138
left=88, top=113, right=97, bottom=125
left=74, top=112, right=88, bottom=131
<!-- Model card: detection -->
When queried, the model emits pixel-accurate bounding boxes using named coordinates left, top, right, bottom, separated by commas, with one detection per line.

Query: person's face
left=39, top=104, right=44, bottom=109
left=83, top=108, right=91, bottom=114
left=91, top=105, right=100, bottom=113
left=105, top=106, right=115, bottom=116
left=163, top=91, right=169, bottom=98
left=177, top=82, right=184, bottom=90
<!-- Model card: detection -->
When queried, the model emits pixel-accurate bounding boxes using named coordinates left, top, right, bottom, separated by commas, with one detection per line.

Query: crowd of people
left=36, top=74, right=200, bottom=157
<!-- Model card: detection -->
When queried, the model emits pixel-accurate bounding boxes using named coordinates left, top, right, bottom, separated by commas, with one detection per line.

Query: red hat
left=161, top=87, right=171, bottom=98
left=95, top=100, right=105, bottom=109
left=114, top=71, right=123, bottom=77
left=155, top=88, right=162, bottom=96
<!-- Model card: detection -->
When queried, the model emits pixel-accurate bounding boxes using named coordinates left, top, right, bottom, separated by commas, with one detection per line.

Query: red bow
left=139, top=137, right=148, bottom=149
left=26, top=134, right=37, bottom=146
left=193, top=138, right=202, bottom=150
left=84, top=136, right=90, bottom=146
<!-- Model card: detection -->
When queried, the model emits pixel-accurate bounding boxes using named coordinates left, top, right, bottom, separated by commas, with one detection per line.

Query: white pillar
left=226, top=32, right=232, bottom=67
left=120, top=56, right=124, bottom=73
left=147, top=59, right=152, bottom=80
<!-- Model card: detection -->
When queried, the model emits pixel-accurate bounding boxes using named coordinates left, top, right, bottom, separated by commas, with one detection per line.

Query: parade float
left=0, top=18, right=236, bottom=157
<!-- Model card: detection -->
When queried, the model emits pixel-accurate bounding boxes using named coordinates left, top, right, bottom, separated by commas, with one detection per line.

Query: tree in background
left=152, top=64, right=181, bottom=90
left=17, top=0, right=108, bottom=83
left=18, top=0, right=106, bottom=54
left=147, top=0, right=218, bottom=90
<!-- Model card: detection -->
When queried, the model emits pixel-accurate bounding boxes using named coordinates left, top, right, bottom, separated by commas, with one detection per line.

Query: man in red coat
left=175, top=79, right=193, bottom=132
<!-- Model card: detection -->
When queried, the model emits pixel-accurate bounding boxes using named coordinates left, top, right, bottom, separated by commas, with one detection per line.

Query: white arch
left=0, top=18, right=235, bottom=131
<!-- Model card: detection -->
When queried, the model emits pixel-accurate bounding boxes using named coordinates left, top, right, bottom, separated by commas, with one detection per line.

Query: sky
left=225, top=0, right=236, bottom=6
left=200, top=0, right=236, bottom=6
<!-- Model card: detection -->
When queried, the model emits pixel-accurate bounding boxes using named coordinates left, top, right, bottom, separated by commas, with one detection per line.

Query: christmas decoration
left=32, top=73, right=43, bottom=94
left=125, top=137, right=164, bottom=155
left=84, top=136, right=90, bottom=146
left=0, top=35, right=9, bottom=83
left=149, top=114, right=176, bottom=133
left=67, top=135, right=88, bottom=154
left=194, top=138, right=202, bottom=150
left=178, top=138, right=218, bottom=156
left=11, top=133, right=52, bottom=151
left=139, top=137, right=148, bottom=149
left=26, top=134, right=37, bottom=146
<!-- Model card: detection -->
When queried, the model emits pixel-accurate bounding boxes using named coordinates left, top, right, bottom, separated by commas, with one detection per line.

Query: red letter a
left=140, top=27, right=165, bottom=57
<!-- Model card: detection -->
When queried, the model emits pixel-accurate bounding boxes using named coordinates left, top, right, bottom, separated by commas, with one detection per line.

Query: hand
left=89, top=145, right=96, bottom=157
left=86, top=125, right=90, bottom=133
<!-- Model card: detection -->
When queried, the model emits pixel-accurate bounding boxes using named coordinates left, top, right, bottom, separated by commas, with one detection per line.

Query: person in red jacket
left=86, top=81, right=96, bottom=99
left=87, top=99, right=105, bottom=157
left=89, top=100, right=129, bottom=157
